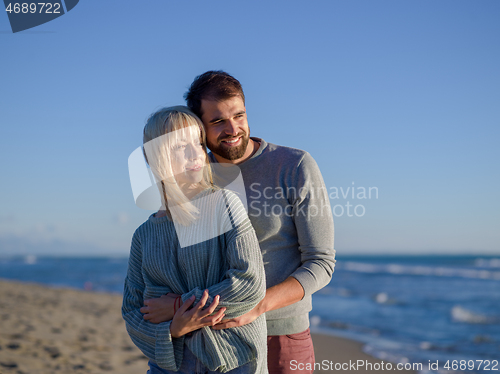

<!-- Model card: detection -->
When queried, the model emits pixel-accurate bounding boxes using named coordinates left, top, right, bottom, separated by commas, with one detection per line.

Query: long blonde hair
left=142, top=106, right=213, bottom=226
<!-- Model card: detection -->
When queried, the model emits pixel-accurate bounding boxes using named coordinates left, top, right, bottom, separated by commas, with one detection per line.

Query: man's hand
left=141, top=293, right=180, bottom=324
left=212, top=301, right=263, bottom=330
left=212, top=276, right=304, bottom=330
left=170, top=290, right=226, bottom=338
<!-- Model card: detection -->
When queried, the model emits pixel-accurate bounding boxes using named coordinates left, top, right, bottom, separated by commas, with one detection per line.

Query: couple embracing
left=122, top=71, right=335, bottom=374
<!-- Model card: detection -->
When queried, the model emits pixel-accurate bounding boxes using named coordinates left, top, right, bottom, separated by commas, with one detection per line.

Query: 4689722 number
left=444, top=360, right=498, bottom=371
left=5, top=2, right=61, bottom=14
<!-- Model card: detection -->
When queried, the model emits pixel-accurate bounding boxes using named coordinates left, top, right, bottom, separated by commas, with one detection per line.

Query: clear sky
left=1, top=0, right=499, bottom=256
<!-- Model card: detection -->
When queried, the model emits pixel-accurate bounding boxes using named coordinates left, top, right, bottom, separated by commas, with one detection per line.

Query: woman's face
left=168, top=125, right=206, bottom=187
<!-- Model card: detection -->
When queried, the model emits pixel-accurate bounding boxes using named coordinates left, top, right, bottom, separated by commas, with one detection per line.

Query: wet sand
left=312, top=332, right=416, bottom=373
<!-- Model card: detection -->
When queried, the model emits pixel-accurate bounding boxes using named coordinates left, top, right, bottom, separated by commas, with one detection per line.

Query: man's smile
left=221, top=136, right=243, bottom=147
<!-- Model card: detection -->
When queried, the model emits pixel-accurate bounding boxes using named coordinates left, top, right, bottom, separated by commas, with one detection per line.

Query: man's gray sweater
left=210, top=138, right=336, bottom=335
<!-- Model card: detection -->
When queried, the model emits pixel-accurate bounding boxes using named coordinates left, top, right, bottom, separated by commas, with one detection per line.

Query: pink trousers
left=267, top=328, right=315, bottom=374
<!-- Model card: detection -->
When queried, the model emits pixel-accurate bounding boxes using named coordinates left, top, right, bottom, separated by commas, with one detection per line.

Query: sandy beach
left=0, top=280, right=414, bottom=373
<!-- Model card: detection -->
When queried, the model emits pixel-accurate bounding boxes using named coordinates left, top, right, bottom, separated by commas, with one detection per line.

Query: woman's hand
left=170, top=290, right=226, bottom=338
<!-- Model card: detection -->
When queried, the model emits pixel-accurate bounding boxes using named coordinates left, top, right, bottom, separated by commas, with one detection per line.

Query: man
left=141, top=71, right=335, bottom=373
left=189, top=71, right=335, bottom=373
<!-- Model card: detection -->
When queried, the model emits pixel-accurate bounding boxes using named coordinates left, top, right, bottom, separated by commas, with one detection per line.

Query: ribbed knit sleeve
left=289, top=152, right=336, bottom=297
left=181, top=190, right=266, bottom=319
left=122, top=229, right=185, bottom=371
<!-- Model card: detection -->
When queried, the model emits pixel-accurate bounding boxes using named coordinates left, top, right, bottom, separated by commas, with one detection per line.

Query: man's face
left=200, top=96, right=250, bottom=162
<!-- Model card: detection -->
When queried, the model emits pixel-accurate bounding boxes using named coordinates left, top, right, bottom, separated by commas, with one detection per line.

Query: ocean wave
left=475, top=258, right=500, bottom=268
left=24, top=255, right=37, bottom=264
left=342, top=261, right=500, bottom=280
left=372, top=292, right=400, bottom=305
left=451, top=305, right=497, bottom=324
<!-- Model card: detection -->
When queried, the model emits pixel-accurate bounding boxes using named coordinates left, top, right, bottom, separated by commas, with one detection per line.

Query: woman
left=122, top=106, right=267, bottom=373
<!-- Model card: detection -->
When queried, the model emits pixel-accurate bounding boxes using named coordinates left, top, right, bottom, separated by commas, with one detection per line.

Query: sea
left=0, top=254, right=499, bottom=373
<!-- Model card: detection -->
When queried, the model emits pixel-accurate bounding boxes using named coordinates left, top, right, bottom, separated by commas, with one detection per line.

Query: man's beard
left=208, top=132, right=250, bottom=161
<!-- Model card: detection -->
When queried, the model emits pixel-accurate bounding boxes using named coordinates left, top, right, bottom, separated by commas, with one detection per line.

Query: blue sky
left=1, top=0, right=499, bottom=256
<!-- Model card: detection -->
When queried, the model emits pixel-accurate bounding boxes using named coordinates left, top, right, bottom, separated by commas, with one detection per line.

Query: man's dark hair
left=184, top=70, right=245, bottom=119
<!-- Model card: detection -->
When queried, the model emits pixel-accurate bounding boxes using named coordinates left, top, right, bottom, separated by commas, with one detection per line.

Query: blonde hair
left=142, top=106, right=213, bottom=226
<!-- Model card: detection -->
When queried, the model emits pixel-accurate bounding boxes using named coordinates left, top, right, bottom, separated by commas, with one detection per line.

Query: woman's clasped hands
left=141, top=289, right=226, bottom=338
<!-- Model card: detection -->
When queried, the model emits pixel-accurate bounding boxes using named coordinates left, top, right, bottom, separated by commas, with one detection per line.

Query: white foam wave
left=451, top=305, right=495, bottom=324
left=475, top=258, right=500, bottom=268
left=24, top=255, right=37, bottom=265
left=343, top=261, right=500, bottom=280
left=375, top=292, right=389, bottom=304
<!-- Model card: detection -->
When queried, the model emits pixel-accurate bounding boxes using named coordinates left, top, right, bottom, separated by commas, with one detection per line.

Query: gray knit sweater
left=122, top=189, right=267, bottom=373
left=209, top=138, right=336, bottom=336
